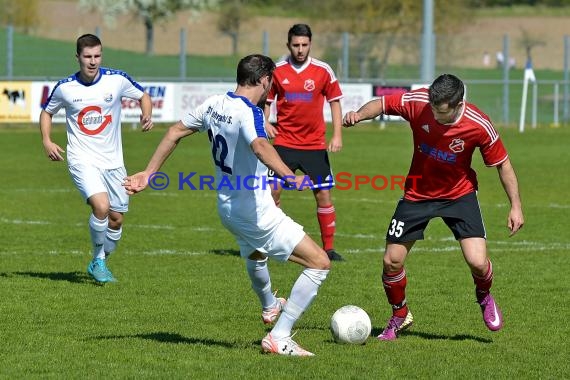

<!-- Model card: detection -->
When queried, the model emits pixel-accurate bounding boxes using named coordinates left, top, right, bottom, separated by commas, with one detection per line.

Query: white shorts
left=68, top=164, right=129, bottom=213
left=220, top=208, right=305, bottom=261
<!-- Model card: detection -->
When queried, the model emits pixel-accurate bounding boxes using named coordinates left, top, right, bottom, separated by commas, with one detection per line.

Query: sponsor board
left=3, top=81, right=378, bottom=124
left=0, top=81, right=32, bottom=122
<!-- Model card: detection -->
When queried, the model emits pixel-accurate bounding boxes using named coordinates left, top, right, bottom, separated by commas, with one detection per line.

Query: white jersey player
left=124, top=54, right=330, bottom=356
left=40, top=34, right=153, bottom=284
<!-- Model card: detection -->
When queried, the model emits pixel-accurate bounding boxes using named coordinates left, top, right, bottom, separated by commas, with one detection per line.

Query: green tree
left=79, top=0, right=216, bottom=55
left=302, top=0, right=471, bottom=79
left=0, top=0, right=39, bottom=33
left=217, top=0, right=246, bottom=55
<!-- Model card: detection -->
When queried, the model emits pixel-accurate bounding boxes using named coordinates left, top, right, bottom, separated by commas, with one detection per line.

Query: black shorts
left=385, top=192, right=486, bottom=243
left=267, top=146, right=334, bottom=190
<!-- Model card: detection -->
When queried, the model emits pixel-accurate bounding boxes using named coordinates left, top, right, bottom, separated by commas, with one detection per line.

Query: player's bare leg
left=460, top=238, right=503, bottom=331
left=378, top=242, right=414, bottom=340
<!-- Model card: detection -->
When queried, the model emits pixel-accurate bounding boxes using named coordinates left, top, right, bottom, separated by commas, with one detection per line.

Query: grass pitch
left=0, top=123, right=569, bottom=378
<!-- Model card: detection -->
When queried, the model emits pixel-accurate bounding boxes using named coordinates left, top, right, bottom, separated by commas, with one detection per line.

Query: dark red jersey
left=383, top=88, right=508, bottom=201
left=267, top=57, right=343, bottom=150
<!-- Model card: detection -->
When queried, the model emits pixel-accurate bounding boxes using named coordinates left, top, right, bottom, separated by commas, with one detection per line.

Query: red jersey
left=383, top=88, right=508, bottom=201
left=267, top=57, right=343, bottom=150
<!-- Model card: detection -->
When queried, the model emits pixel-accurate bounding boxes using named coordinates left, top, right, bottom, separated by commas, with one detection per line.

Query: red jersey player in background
left=343, top=73, right=524, bottom=340
left=264, top=23, right=345, bottom=261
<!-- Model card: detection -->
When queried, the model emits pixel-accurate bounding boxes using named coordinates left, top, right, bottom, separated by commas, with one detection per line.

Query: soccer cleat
left=478, top=293, right=503, bottom=331
left=262, top=297, right=286, bottom=325
left=377, top=310, right=414, bottom=341
left=261, top=333, right=314, bottom=356
left=104, top=265, right=117, bottom=283
left=87, top=258, right=116, bottom=283
left=326, top=249, right=345, bottom=261
left=87, top=258, right=110, bottom=283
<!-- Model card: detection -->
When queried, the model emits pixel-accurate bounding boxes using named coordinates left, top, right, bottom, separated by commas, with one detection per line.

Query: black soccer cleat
left=326, top=249, right=345, bottom=261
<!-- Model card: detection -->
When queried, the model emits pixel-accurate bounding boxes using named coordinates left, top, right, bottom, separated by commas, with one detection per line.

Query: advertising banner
left=3, top=81, right=376, bottom=125
left=0, top=81, right=33, bottom=122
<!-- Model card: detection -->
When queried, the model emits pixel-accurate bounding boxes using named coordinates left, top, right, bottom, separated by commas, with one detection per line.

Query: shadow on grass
left=94, top=332, right=236, bottom=348
left=370, top=327, right=492, bottom=343
left=9, top=271, right=92, bottom=284
left=210, top=248, right=240, bottom=256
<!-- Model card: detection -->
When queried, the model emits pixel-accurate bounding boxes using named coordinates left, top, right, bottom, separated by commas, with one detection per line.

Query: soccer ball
left=330, top=305, right=372, bottom=344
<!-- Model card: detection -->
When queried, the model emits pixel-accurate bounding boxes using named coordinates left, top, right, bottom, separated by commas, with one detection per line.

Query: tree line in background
left=0, top=0, right=568, bottom=60
left=468, top=0, right=570, bottom=5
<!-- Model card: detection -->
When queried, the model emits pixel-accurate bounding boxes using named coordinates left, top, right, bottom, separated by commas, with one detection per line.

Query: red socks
left=472, top=259, right=493, bottom=302
left=317, top=205, right=336, bottom=251
left=382, top=268, right=408, bottom=317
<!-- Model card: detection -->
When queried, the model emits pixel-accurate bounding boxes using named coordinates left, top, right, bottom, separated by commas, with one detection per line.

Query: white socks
left=104, top=227, right=122, bottom=257
left=89, top=214, right=108, bottom=260
left=271, top=268, right=329, bottom=340
left=246, top=258, right=276, bottom=310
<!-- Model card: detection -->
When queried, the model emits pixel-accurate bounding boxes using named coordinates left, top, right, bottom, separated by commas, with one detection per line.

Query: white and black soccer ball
left=330, top=305, right=372, bottom=344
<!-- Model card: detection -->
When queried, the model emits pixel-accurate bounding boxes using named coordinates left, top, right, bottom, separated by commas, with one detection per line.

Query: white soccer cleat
left=262, top=297, right=286, bottom=325
left=261, top=333, right=315, bottom=356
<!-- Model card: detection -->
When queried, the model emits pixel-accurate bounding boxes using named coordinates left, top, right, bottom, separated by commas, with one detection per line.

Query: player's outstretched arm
left=343, top=98, right=384, bottom=127
left=124, top=121, right=196, bottom=194
left=496, top=158, right=524, bottom=236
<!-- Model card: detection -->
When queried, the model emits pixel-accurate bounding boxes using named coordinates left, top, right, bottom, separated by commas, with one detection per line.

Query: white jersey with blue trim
left=181, top=92, right=276, bottom=223
left=42, top=67, right=145, bottom=169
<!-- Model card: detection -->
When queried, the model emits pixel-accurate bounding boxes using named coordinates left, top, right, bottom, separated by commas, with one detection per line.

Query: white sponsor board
left=174, top=82, right=234, bottom=121
left=6, top=81, right=377, bottom=124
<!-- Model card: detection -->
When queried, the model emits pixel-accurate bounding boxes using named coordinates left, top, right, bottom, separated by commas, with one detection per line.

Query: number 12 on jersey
left=207, top=129, right=232, bottom=174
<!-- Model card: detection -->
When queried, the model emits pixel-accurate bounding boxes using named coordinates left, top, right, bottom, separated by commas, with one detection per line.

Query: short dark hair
left=236, top=54, right=276, bottom=86
left=76, top=34, right=102, bottom=55
left=428, top=74, right=465, bottom=108
left=288, top=24, right=312, bottom=44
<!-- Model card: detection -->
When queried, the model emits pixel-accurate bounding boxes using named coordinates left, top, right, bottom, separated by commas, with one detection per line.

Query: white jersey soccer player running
left=124, top=54, right=331, bottom=356
left=40, top=34, right=153, bottom=284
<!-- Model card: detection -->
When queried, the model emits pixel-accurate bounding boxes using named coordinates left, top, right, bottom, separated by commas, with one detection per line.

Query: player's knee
left=302, top=267, right=329, bottom=286
left=383, top=256, right=403, bottom=272
left=108, top=213, right=123, bottom=229
left=314, top=250, right=331, bottom=270
left=468, top=257, right=490, bottom=274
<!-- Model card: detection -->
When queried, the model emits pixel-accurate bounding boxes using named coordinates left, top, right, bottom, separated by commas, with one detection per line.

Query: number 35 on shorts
left=388, top=219, right=405, bottom=238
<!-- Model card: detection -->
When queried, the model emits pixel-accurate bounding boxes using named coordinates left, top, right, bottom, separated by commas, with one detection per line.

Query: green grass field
left=1, top=123, right=569, bottom=378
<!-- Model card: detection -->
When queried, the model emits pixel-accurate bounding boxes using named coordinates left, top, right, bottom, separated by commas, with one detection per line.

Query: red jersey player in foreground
left=343, top=74, right=524, bottom=340
left=264, top=24, right=345, bottom=261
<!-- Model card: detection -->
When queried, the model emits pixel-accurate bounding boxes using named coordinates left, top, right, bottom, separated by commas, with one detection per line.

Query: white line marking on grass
left=344, top=248, right=383, bottom=254
left=0, top=217, right=50, bottom=225
left=548, top=203, right=570, bottom=209
left=336, top=232, right=377, bottom=239
left=148, top=192, right=216, bottom=198
left=0, top=249, right=89, bottom=256
left=0, top=217, right=217, bottom=234
left=10, top=188, right=74, bottom=193
left=130, top=224, right=175, bottom=230
left=136, top=249, right=208, bottom=256
left=341, top=197, right=396, bottom=205
left=344, top=241, right=570, bottom=255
